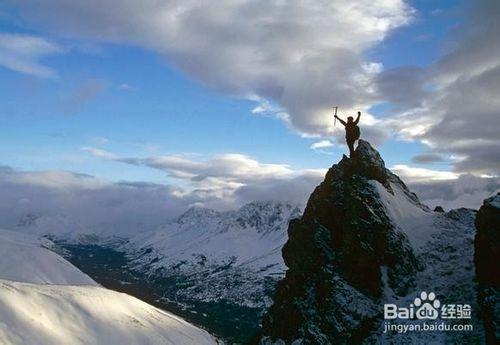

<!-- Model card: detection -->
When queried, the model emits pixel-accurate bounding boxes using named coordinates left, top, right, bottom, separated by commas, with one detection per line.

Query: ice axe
left=333, top=106, right=338, bottom=128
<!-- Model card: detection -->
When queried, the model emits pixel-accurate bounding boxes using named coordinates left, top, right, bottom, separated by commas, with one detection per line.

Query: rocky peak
left=238, top=201, right=299, bottom=214
left=309, top=140, right=423, bottom=217
left=175, top=201, right=301, bottom=232
left=176, top=206, right=220, bottom=225
left=351, top=139, right=387, bottom=179
left=259, top=141, right=423, bottom=343
left=323, top=139, right=391, bottom=186
left=234, top=201, right=301, bottom=231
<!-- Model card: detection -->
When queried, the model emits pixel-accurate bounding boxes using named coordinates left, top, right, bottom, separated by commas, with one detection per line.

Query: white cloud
left=83, top=147, right=295, bottom=182
left=310, top=140, right=334, bottom=150
left=0, top=32, right=62, bottom=78
left=82, top=147, right=325, bottom=207
left=390, top=164, right=459, bottom=183
left=13, top=0, right=413, bottom=136
left=1, top=168, right=108, bottom=190
left=81, top=147, right=118, bottom=160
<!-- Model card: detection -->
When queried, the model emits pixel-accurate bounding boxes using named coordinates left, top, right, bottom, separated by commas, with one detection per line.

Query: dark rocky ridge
left=258, top=140, right=424, bottom=343
left=474, top=193, right=500, bottom=343
left=475, top=193, right=500, bottom=287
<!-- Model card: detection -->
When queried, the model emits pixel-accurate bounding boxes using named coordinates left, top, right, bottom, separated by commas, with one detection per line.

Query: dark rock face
left=474, top=193, right=500, bottom=343
left=475, top=193, right=500, bottom=287
left=259, top=140, right=423, bottom=344
left=434, top=206, right=445, bottom=212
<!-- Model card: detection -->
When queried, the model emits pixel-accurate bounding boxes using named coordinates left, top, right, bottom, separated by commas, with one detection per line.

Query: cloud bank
left=1, top=161, right=496, bottom=238
left=408, top=174, right=500, bottom=211
left=0, top=158, right=324, bottom=235
left=81, top=146, right=326, bottom=205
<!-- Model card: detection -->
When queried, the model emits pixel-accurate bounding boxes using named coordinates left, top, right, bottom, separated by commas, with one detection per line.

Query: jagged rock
left=474, top=193, right=500, bottom=343
left=258, top=140, right=423, bottom=344
left=475, top=193, right=500, bottom=287
left=434, top=205, right=445, bottom=212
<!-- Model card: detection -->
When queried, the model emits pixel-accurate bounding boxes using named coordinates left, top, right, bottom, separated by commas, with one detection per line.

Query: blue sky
left=0, top=1, right=457, bottom=179
left=0, top=0, right=498, bottom=214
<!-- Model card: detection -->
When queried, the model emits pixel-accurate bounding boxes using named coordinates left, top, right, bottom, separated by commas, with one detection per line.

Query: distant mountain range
left=123, top=201, right=301, bottom=307
left=16, top=201, right=301, bottom=307
left=15, top=201, right=300, bottom=343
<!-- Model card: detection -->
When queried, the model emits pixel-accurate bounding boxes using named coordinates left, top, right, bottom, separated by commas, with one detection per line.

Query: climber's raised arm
left=334, top=115, right=347, bottom=126
left=353, top=111, right=361, bottom=125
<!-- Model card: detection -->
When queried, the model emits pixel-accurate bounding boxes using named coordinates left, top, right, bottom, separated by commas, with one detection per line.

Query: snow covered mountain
left=0, top=280, right=217, bottom=345
left=259, top=140, right=488, bottom=344
left=0, top=229, right=96, bottom=285
left=0, top=229, right=218, bottom=345
left=16, top=201, right=302, bottom=306
left=13, top=201, right=301, bottom=343
left=122, top=201, right=301, bottom=308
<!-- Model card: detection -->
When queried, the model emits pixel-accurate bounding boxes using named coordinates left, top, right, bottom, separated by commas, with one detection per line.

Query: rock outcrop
left=259, top=140, right=424, bottom=343
left=475, top=193, right=500, bottom=343
left=434, top=205, right=445, bottom=212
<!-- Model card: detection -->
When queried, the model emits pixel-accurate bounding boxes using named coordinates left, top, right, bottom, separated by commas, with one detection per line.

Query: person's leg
left=347, top=139, right=355, bottom=157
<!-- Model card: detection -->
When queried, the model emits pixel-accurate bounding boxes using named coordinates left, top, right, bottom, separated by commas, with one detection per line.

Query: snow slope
left=373, top=181, right=439, bottom=249
left=0, top=229, right=96, bottom=285
left=0, top=279, right=217, bottom=345
left=0, top=229, right=218, bottom=345
left=369, top=182, right=483, bottom=343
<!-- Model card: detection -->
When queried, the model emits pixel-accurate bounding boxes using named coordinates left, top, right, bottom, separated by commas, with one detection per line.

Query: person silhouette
left=334, top=111, right=361, bottom=157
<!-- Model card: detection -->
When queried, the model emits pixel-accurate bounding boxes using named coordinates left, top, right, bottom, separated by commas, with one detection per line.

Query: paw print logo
left=414, top=291, right=440, bottom=319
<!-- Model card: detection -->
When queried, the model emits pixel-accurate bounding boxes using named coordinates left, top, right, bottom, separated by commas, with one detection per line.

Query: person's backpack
left=347, top=124, right=360, bottom=141
left=352, top=125, right=360, bottom=140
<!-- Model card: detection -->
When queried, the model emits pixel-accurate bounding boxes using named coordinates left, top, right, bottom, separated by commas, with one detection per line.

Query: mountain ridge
left=122, top=200, right=302, bottom=308
left=259, top=140, right=485, bottom=344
